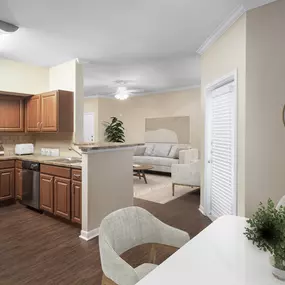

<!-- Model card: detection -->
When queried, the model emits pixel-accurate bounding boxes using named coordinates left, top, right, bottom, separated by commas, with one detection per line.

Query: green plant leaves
left=244, top=199, right=285, bottom=264
left=103, top=116, right=126, bottom=143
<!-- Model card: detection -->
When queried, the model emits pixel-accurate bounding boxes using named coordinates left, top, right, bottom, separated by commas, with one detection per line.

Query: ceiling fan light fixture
left=0, top=20, right=19, bottom=34
left=115, top=86, right=129, bottom=100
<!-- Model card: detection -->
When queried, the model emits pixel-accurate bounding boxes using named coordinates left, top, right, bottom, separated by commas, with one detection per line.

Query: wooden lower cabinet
left=54, top=177, right=71, bottom=219
left=15, top=168, right=23, bottom=199
left=71, top=181, right=81, bottom=224
left=0, top=168, right=14, bottom=201
left=40, top=174, right=54, bottom=213
left=40, top=165, right=81, bottom=224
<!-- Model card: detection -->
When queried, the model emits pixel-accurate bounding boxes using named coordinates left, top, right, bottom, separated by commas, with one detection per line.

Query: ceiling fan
left=112, top=80, right=144, bottom=100
left=0, top=20, right=19, bottom=34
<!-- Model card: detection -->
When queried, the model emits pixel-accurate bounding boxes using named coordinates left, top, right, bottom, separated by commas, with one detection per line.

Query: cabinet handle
left=37, top=122, right=40, bottom=128
left=74, top=174, right=81, bottom=178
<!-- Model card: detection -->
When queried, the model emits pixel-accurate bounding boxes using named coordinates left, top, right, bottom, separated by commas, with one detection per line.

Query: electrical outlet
left=50, top=149, right=60, bottom=157
left=41, top=148, right=47, bottom=156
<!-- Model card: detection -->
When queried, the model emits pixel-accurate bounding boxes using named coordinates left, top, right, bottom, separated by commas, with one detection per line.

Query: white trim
left=197, top=5, right=246, bottom=55
left=203, top=70, right=238, bottom=218
left=79, top=228, right=99, bottom=241
left=198, top=205, right=206, bottom=216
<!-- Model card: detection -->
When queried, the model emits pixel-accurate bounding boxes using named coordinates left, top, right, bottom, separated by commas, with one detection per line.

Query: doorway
left=83, top=112, right=95, bottom=142
left=204, top=71, right=237, bottom=220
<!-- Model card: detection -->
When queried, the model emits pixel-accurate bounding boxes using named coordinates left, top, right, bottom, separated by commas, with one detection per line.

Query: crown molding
left=197, top=5, right=246, bottom=55
left=84, top=85, right=201, bottom=99
left=131, top=85, right=201, bottom=97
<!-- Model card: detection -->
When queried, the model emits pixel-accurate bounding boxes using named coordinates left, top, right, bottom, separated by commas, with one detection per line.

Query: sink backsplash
left=0, top=134, right=35, bottom=155
left=0, top=132, right=76, bottom=157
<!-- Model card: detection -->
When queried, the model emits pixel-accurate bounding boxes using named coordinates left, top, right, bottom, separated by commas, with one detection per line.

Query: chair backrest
left=99, top=207, right=162, bottom=285
left=276, top=195, right=285, bottom=210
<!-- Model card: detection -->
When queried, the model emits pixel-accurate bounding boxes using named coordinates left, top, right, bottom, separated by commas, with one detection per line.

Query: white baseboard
left=79, top=228, right=99, bottom=241
left=199, top=205, right=206, bottom=216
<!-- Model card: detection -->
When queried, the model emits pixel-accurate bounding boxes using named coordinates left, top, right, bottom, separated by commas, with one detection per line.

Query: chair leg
left=102, top=274, right=117, bottom=285
left=149, top=243, right=157, bottom=264
left=172, top=183, right=175, bottom=196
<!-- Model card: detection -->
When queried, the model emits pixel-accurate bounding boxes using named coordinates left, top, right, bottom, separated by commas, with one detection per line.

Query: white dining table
left=136, top=215, right=283, bottom=285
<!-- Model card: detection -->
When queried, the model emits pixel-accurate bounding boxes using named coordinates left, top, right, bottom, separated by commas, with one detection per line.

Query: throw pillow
left=134, top=146, right=146, bottom=156
left=144, top=144, right=154, bottom=156
left=169, top=145, right=188, bottom=159
left=168, top=145, right=178, bottom=158
left=152, top=144, right=172, bottom=157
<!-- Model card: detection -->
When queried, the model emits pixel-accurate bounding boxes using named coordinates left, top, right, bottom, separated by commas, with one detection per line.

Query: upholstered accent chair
left=171, top=149, right=200, bottom=196
left=99, top=206, right=190, bottom=285
left=276, top=195, right=285, bottom=209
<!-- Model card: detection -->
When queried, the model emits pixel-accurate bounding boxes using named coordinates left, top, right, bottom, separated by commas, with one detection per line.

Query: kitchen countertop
left=0, top=155, right=82, bottom=169
left=75, top=142, right=143, bottom=152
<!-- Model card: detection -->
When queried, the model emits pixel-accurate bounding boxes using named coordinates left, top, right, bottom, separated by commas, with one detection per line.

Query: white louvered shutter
left=209, top=82, right=236, bottom=218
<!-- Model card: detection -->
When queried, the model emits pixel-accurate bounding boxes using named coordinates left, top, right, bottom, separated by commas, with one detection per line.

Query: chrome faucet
left=68, top=146, right=82, bottom=157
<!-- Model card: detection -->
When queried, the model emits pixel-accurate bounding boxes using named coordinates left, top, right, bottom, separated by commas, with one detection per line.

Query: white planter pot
left=270, top=255, right=285, bottom=281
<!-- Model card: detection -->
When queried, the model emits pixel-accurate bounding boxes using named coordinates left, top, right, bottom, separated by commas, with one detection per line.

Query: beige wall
left=84, top=88, right=201, bottom=149
left=200, top=15, right=247, bottom=215
left=81, top=148, right=134, bottom=237
left=0, top=59, right=49, bottom=94
left=49, top=59, right=84, bottom=143
left=245, top=0, right=285, bottom=216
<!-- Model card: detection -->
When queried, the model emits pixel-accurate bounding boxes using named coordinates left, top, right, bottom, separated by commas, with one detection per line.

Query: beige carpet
left=133, top=173, right=199, bottom=204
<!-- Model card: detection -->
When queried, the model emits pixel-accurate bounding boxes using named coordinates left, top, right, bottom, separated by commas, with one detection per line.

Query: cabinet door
left=71, top=181, right=81, bottom=224
left=54, top=177, right=70, bottom=219
left=0, top=168, right=15, bottom=201
left=40, top=174, right=54, bottom=213
left=0, top=97, right=7, bottom=131
left=0, top=96, right=24, bottom=132
left=26, top=95, right=41, bottom=132
left=15, top=168, right=23, bottom=200
left=41, top=92, right=58, bottom=132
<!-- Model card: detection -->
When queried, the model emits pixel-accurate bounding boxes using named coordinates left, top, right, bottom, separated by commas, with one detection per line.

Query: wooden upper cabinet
left=41, top=91, right=58, bottom=132
left=25, top=90, right=73, bottom=133
left=0, top=95, right=24, bottom=132
left=26, top=95, right=41, bottom=132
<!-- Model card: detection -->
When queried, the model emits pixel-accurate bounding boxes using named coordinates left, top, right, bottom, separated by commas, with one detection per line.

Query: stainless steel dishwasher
left=22, top=161, right=40, bottom=210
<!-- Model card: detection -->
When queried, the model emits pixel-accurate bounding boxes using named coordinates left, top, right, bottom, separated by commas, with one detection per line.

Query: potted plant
left=103, top=117, right=125, bottom=143
left=244, top=199, right=285, bottom=280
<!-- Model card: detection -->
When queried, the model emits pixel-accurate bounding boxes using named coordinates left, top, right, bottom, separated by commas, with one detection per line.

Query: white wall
left=49, top=59, right=84, bottom=143
left=200, top=15, right=247, bottom=216
left=245, top=0, right=285, bottom=216
left=0, top=59, right=49, bottom=94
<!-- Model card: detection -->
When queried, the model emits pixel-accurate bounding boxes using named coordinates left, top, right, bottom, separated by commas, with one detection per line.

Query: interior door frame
left=203, top=70, right=238, bottom=220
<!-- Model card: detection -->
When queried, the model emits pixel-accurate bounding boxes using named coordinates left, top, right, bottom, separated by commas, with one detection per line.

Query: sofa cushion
left=168, top=144, right=191, bottom=159
left=133, top=156, right=178, bottom=167
left=151, top=144, right=172, bottom=157
left=144, top=144, right=154, bottom=156
left=134, top=146, right=146, bottom=156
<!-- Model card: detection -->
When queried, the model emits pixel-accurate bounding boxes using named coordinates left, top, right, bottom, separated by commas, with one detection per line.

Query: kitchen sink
left=48, top=157, right=82, bottom=164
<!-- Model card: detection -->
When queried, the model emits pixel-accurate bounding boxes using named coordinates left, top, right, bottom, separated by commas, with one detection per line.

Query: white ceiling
left=0, top=0, right=276, bottom=97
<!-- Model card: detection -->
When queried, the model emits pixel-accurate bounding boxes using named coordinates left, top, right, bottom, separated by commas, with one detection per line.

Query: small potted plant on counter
left=244, top=199, right=285, bottom=280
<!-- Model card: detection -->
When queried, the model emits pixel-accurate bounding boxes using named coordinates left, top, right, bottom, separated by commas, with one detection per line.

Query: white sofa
left=133, top=143, right=198, bottom=173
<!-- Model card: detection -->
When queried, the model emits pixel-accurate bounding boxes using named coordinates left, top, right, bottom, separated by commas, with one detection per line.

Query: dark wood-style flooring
left=0, top=191, right=211, bottom=285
